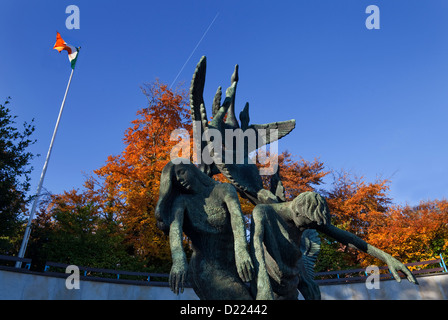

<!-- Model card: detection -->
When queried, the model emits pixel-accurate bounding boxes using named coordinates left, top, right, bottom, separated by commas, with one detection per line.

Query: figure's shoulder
left=253, top=202, right=288, bottom=218
left=253, top=203, right=276, bottom=213
left=215, top=182, right=237, bottom=193
left=213, top=182, right=238, bottom=199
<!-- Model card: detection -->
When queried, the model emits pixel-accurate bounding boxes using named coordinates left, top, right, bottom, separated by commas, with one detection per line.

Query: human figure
left=250, top=191, right=418, bottom=300
left=155, top=160, right=254, bottom=299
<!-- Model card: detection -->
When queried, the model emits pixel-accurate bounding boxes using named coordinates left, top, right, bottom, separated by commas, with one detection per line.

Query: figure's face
left=174, top=165, right=196, bottom=192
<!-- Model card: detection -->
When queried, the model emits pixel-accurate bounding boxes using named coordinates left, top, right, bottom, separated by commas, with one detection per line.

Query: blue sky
left=1, top=0, right=447, bottom=207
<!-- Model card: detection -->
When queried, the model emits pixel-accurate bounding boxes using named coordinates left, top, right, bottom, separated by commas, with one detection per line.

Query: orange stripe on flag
left=53, top=32, right=73, bottom=54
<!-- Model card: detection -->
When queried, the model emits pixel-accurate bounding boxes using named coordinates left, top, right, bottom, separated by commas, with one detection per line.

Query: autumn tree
left=92, top=81, right=191, bottom=270
left=24, top=78, right=448, bottom=276
left=267, top=157, right=448, bottom=272
left=324, top=170, right=392, bottom=236
left=362, top=199, right=448, bottom=266
left=316, top=170, right=392, bottom=270
left=27, top=82, right=191, bottom=272
left=273, top=151, right=328, bottom=199
left=318, top=171, right=448, bottom=269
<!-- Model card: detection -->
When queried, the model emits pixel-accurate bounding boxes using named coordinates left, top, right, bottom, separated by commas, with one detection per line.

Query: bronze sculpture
left=155, top=160, right=254, bottom=299
left=250, top=191, right=418, bottom=299
left=155, top=56, right=418, bottom=300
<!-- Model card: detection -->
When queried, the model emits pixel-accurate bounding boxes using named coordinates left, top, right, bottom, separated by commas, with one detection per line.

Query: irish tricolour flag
left=53, top=32, right=80, bottom=69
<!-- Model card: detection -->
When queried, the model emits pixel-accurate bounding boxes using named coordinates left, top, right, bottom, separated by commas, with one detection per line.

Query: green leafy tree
left=0, top=98, right=37, bottom=254
left=28, top=189, right=148, bottom=272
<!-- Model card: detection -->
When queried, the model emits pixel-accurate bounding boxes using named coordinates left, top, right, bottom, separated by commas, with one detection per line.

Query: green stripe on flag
left=70, top=47, right=80, bottom=69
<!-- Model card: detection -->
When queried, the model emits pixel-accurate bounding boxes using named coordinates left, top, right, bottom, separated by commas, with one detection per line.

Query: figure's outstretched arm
left=169, top=198, right=188, bottom=294
left=317, top=223, right=418, bottom=284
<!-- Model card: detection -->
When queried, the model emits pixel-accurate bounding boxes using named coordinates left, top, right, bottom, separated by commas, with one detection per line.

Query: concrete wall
left=0, top=269, right=198, bottom=300
left=1, top=268, right=447, bottom=300
left=316, top=273, right=448, bottom=300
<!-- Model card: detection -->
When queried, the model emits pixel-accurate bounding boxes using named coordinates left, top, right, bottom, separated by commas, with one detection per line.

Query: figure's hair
left=292, top=191, right=331, bottom=226
left=154, top=159, right=216, bottom=234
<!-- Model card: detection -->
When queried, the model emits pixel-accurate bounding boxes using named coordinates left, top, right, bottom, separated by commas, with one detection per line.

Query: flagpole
left=16, top=68, right=75, bottom=268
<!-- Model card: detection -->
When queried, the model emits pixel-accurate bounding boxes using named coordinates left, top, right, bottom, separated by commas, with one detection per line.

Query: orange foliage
left=92, top=81, right=190, bottom=262
left=324, top=170, right=448, bottom=267
left=275, top=151, right=329, bottom=199
left=325, top=170, right=392, bottom=237
left=39, top=80, right=448, bottom=271
left=363, top=199, right=448, bottom=266
left=321, top=170, right=392, bottom=266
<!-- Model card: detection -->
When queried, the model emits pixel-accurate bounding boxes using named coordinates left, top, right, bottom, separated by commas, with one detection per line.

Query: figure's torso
left=181, top=184, right=235, bottom=262
left=262, top=205, right=304, bottom=291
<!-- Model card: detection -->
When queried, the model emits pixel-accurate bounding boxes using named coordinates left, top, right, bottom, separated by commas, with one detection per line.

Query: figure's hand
left=257, top=189, right=278, bottom=204
left=235, top=249, right=254, bottom=283
left=169, top=261, right=188, bottom=294
left=386, top=256, right=419, bottom=285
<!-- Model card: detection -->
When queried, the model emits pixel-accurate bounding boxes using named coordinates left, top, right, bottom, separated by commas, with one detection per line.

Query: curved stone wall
left=1, top=268, right=446, bottom=300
